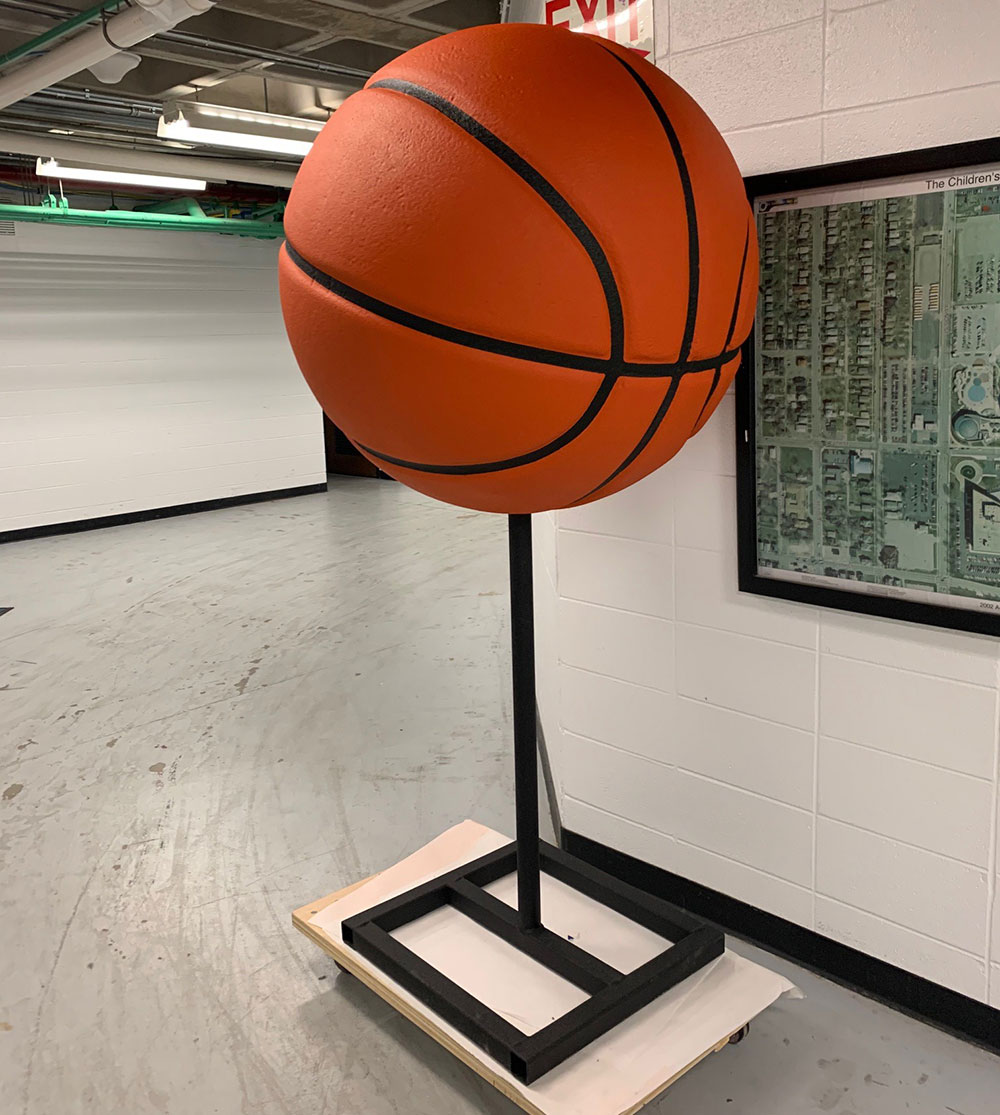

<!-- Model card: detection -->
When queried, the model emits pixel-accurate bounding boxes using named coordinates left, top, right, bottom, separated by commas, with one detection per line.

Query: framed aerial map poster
left=736, top=138, right=1000, bottom=636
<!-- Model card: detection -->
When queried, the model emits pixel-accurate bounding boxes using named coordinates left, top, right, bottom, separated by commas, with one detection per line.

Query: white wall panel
left=822, top=82, right=1000, bottom=165
left=667, top=831, right=815, bottom=926
left=670, top=392, right=737, bottom=476
left=824, top=0, right=1000, bottom=109
left=819, top=614, right=999, bottom=688
left=723, top=117, right=824, bottom=177
left=558, top=598, right=674, bottom=692
left=533, top=523, right=564, bottom=797
left=536, top=0, right=1000, bottom=1003
left=815, top=897, right=987, bottom=1000
left=5, top=310, right=285, bottom=346
left=559, top=665, right=673, bottom=763
left=534, top=506, right=558, bottom=590
left=816, top=819, right=988, bottom=955
left=673, top=471, right=736, bottom=551
left=669, top=0, right=822, bottom=54
left=559, top=531, right=672, bottom=618
left=0, top=223, right=324, bottom=533
left=673, top=697, right=814, bottom=808
left=565, top=796, right=814, bottom=926
left=819, top=737, right=993, bottom=867
left=561, top=733, right=676, bottom=833
left=0, top=456, right=323, bottom=533
left=676, top=623, right=816, bottom=729
left=675, top=545, right=816, bottom=646
left=670, top=20, right=824, bottom=132
left=561, top=795, right=676, bottom=871
left=992, top=868, right=1000, bottom=972
left=557, top=469, right=673, bottom=544
left=820, top=655, right=996, bottom=779
left=671, top=769, right=813, bottom=885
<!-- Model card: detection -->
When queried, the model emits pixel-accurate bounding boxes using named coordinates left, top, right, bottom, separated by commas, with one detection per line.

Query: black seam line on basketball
left=595, top=46, right=700, bottom=364
left=693, top=367, right=722, bottom=433
left=283, top=242, right=739, bottom=378
left=580, top=205, right=749, bottom=504
left=692, top=220, right=751, bottom=430
left=368, top=76, right=625, bottom=363
left=356, top=376, right=617, bottom=476
left=575, top=375, right=684, bottom=503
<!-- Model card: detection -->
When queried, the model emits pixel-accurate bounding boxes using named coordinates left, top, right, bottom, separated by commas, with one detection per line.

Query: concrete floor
left=2, top=478, right=998, bottom=1115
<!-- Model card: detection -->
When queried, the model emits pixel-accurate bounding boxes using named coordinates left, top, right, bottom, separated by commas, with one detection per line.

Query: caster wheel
left=335, top=961, right=351, bottom=976
left=728, top=1024, right=750, bottom=1045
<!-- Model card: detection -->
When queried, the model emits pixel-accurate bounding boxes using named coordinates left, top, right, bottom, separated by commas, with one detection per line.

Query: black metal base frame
left=342, top=840, right=723, bottom=1084
left=342, top=515, right=723, bottom=1084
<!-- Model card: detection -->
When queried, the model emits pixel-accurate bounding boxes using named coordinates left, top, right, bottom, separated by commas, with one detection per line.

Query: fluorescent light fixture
left=36, top=157, right=206, bottom=192
left=158, top=100, right=324, bottom=157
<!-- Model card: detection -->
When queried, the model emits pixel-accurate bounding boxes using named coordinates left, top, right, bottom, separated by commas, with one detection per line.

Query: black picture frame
left=736, top=136, right=1000, bottom=638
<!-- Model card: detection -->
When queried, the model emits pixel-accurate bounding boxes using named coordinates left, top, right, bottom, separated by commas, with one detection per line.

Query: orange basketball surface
left=279, top=23, right=758, bottom=513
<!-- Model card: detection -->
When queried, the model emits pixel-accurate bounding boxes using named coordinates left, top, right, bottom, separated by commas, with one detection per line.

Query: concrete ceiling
left=0, top=0, right=502, bottom=164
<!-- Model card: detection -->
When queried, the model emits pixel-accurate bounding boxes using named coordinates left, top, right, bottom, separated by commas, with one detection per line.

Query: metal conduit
left=2, top=102, right=161, bottom=130
left=0, top=0, right=120, bottom=69
left=25, top=87, right=162, bottom=113
left=0, top=0, right=374, bottom=82
left=156, top=27, right=370, bottom=81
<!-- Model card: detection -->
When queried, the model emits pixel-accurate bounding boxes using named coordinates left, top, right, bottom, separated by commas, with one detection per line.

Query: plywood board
left=293, top=821, right=798, bottom=1115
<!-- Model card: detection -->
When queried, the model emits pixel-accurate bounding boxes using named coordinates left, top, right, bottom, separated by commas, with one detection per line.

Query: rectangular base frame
left=341, top=838, right=724, bottom=1084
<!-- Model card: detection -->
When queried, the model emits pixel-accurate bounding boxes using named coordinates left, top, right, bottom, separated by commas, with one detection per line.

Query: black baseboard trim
left=562, top=829, right=1000, bottom=1056
left=0, top=483, right=329, bottom=544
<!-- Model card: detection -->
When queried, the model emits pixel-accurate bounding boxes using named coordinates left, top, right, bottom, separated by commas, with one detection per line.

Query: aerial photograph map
left=753, top=166, right=1000, bottom=615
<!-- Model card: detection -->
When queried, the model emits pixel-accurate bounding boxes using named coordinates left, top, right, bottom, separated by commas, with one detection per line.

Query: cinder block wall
left=534, top=0, right=1000, bottom=1004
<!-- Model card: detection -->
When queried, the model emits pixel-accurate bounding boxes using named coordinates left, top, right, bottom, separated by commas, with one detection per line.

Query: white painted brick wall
left=557, top=598, right=674, bottom=691
left=676, top=624, right=816, bottom=729
left=0, top=224, right=325, bottom=533
left=673, top=698, right=814, bottom=808
left=534, top=0, right=1000, bottom=1002
left=560, top=665, right=675, bottom=760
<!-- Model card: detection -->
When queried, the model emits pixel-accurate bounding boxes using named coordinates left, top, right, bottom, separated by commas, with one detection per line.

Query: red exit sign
left=542, top=0, right=653, bottom=58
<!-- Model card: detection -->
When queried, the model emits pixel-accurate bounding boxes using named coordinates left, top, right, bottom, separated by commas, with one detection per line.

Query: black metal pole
left=508, top=513, right=541, bottom=931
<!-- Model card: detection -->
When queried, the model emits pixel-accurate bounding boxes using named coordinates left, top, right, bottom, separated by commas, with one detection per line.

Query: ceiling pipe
left=4, top=87, right=162, bottom=134
left=0, top=127, right=297, bottom=187
left=2, top=101, right=161, bottom=130
left=26, top=85, right=162, bottom=111
left=0, top=0, right=214, bottom=111
left=155, top=27, right=370, bottom=83
left=0, top=0, right=121, bottom=71
left=1, top=0, right=373, bottom=84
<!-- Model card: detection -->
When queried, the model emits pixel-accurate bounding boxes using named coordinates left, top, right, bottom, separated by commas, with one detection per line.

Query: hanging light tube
left=158, top=101, right=324, bottom=157
left=36, top=156, right=207, bottom=192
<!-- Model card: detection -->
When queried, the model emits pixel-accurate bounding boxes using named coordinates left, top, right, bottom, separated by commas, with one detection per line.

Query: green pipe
left=253, top=201, right=286, bottom=220
left=0, top=202, right=285, bottom=238
left=133, top=196, right=206, bottom=217
left=0, top=1, right=124, bottom=71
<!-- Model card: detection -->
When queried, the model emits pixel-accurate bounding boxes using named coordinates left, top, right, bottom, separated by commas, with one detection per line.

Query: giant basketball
left=279, top=23, right=757, bottom=514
